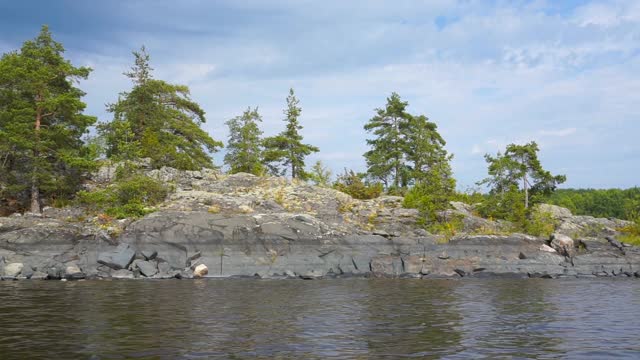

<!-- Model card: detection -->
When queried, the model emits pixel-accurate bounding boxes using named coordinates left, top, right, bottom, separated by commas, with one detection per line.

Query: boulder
left=65, top=265, right=85, bottom=280
left=3, top=262, right=23, bottom=277
left=133, top=260, right=158, bottom=277
left=98, top=243, right=136, bottom=270
left=550, top=233, right=575, bottom=257
left=299, top=269, right=325, bottom=279
left=141, top=249, right=158, bottom=261
left=193, top=264, right=208, bottom=278
left=537, top=204, right=573, bottom=220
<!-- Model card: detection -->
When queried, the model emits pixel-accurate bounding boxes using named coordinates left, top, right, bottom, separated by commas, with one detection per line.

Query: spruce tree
left=402, top=115, right=456, bottom=221
left=224, top=107, right=264, bottom=175
left=0, top=25, right=96, bottom=213
left=363, top=92, right=412, bottom=190
left=263, top=88, right=319, bottom=179
left=100, top=47, right=222, bottom=170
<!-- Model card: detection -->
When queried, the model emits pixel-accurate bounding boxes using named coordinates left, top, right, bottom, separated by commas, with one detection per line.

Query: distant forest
left=548, top=188, right=640, bottom=220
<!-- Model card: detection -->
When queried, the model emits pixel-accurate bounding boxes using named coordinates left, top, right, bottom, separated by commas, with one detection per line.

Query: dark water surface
left=0, top=278, right=639, bottom=359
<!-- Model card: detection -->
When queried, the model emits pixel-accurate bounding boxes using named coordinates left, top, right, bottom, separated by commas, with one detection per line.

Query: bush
left=333, top=170, right=383, bottom=200
left=403, top=182, right=454, bottom=223
left=78, top=165, right=169, bottom=219
left=619, top=219, right=640, bottom=246
left=524, top=210, right=557, bottom=238
left=428, top=216, right=464, bottom=243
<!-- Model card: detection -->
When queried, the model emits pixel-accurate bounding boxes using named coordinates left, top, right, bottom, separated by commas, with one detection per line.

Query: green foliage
left=366, top=93, right=456, bottom=219
left=524, top=210, right=557, bottom=238
left=0, top=25, right=97, bottom=212
left=547, top=187, right=640, bottom=220
left=363, top=92, right=412, bottom=189
left=224, top=107, right=264, bottom=175
left=333, top=169, right=383, bottom=200
left=619, top=219, right=640, bottom=246
left=452, top=188, right=487, bottom=205
left=428, top=215, right=464, bottom=243
left=617, top=204, right=640, bottom=244
left=478, top=141, right=565, bottom=218
left=477, top=185, right=527, bottom=225
left=78, top=163, right=169, bottom=219
left=99, top=46, right=222, bottom=170
left=263, top=88, right=319, bottom=179
left=308, top=160, right=332, bottom=187
left=403, top=174, right=456, bottom=223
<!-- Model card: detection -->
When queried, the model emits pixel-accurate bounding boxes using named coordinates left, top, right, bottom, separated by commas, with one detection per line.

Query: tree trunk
left=523, top=173, right=529, bottom=209
left=31, top=103, right=42, bottom=213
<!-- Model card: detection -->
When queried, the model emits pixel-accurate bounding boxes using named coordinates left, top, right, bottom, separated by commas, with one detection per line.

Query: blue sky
left=1, top=0, right=638, bottom=189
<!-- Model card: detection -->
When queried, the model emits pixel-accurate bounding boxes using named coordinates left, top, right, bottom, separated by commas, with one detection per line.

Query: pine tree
left=224, top=107, right=264, bottom=175
left=0, top=25, right=96, bottom=213
left=99, top=47, right=222, bottom=170
left=479, top=141, right=566, bottom=210
left=308, top=160, right=332, bottom=187
left=363, top=92, right=412, bottom=190
left=263, top=88, right=319, bottom=179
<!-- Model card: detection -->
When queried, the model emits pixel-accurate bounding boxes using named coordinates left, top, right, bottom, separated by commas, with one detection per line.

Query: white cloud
left=10, top=0, right=636, bottom=189
left=538, top=128, right=577, bottom=137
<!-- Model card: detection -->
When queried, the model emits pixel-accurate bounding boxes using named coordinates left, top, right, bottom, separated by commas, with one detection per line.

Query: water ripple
left=0, top=278, right=638, bottom=359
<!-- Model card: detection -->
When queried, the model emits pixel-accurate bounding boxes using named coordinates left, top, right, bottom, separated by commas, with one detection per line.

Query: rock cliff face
left=1, top=167, right=639, bottom=280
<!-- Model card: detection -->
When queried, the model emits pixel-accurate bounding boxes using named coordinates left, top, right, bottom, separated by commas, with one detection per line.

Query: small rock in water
left=193, top=264, right=208, bottom=278
left=299, top=269, right=325, bottom=279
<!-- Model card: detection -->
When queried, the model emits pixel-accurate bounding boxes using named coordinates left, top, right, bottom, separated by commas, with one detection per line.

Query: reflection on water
left=0, top=279, right=639, bottom=359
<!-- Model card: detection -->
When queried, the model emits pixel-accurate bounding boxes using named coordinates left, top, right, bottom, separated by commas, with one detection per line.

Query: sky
left=0, top=0, right=638, bottom=189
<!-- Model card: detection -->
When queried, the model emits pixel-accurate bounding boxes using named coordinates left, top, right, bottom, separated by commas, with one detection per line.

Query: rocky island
left=1, top=163, right=638, bottom=281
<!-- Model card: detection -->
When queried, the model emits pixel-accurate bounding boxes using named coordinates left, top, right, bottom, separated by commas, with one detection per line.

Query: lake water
left=0, top=278, right=639, bottom=359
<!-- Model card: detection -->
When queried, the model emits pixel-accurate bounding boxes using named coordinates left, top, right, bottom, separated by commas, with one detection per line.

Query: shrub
left=403, top=182, right=454, bottom=224
left=77, top=169, right=169, bottom=219
left=619, top=219, right=640, bottom=246
left=524, top=210, right=557, bottom=238
left=428, top=216, right=464, bottom=243
left=333, top=169, right=383, bottom=200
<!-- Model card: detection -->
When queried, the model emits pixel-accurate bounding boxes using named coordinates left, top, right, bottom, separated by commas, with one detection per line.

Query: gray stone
left=536, top=204, right=573, bottom=219
left=133, top=260, right=158, bottom=277
left=30, top=271, right=48, bottom=280
left=65, top=265, right=85, bottom=280
left=141, top=249, right=158, bottom=261
left=111, top=269, right=135, bottom=279
left=98, top=243, right=136, bottom=270
left=551, top=233, right=575, bottom=257
left=21, top=265, right=34, bottom=279
left=299, top=269, right=324, bottom=279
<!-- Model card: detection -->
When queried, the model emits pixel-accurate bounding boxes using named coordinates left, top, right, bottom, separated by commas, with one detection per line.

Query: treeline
left=0, top=26, right=637, bottom=231
left=547, top=188, right=640, bottom=220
